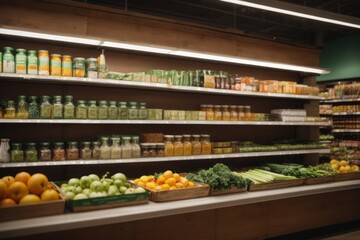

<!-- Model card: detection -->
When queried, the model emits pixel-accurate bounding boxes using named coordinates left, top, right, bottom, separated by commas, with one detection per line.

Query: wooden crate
left=210, top=186, right=247, bottom=196
left=333, top=172, right=360, bottom=182
left=0, top=182, right=66, bottom=222
left=303, top=175, right=334, bottom=185
left=249, top=179, right=304, bottom=191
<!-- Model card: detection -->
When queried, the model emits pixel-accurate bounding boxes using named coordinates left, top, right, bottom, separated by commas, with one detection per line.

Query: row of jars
left=1, top=95, right=148, bottom=120
left=162, top=134, right=211, bottom=157
left=332, top=105, right=360, bottom=113
left=1, top=46, right=107, bottom=78
left=8, top=136, right=141, bottom=162
left=200, top=104, right=254, bottom=121
left=333, top=117, right=360, bottom=129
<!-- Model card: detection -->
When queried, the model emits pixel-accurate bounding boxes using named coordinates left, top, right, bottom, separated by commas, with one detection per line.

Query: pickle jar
left=221, top=105, right=230, bottom=121
left=11, top=143, right=24, bottom=162
left=182, top=134, right=192, bottom=156
left=50, top=54, right=61, bottom=76
left=108, top=101, right=118, bottom=120
left=66, top=142, right=79, bottom=160
left=206, top=104, right=215, bottom=120
left=173, top=135, right=184, bottom=156
left=38, top=50, right=49, bottom=75
left=64, top=95, right=75, bottom=119
left=138, top=102, right=148, bottom=120
left=61, top=55, right=72, bottom=77
left=4, top=100, right=16, bottom=119
left=91, top=141, right=100, bottom=160
left=237, top=106, right=245, bottom=121
left=98, top=100, right=108, bottom=120
left=200, top=135, right=211, bottom=155
left=99, top=137, right=111, bottom=159
left=164, top=135, right=174, bottom=157
left=121, top=136, right=132, bottom=159
left=15, top=49, right=27, bottom=74
left=76, top=100, right=87, bottom=119
left=140, top=143, right=150, bottom=157
left=214, top=105, right=222, bottom=121
left=156, top=143, right=165, bottom=157
left=131, top=136, right=141, bottom=158
left=191, top=135, right=202, bottom=155
left=40, top=95, right=52, bottom=119
left=80, top=141, right=92, bottom=160
left=25, top=143, right=38, bottom=162
left=73, top=57, right=85, bottom=77
left=28, top=96, right=40, bottom=119
left=2, top=47, right=15, bottom=73
left=53, top=142, right=65, bottom=161
left=52, top=96, right=63, bottom=119
left=87, top=100, right=98, bottom=119
left=230, top=105, right=238, bottom=121
left=39, top=142, right=51, bottom=161
left=118, top=102, right=128, bottom=120
left=128, top=102, right=138, bottom=120
left=27, top=50, right=38, bottom=75
left=110, top=137, right=121, bottom=159
left=16, top=95, right=29, bottom=119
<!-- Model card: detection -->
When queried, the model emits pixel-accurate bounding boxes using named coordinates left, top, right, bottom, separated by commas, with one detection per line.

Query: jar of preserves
left=118, top=102, right=128, bottom=120
left=99, top=137, right=111, bottom=159
left=138, top=102, right=148, bottom=120
left=87, top=100, right=98, bottom=119
left=140, top=143, right=150, bottom=157
left=64, top=95, right=75, bottom=119
left=38, top=50, right=49, bottom=75
left=3, top=47, right=15, bottom=73
left=86, top=58, right=98, bottom=78
left=173, top=135, right=184, bottom=156
left=79, top=141, right=92, bottom=160
left=222, top=105, right=230, bottom=121
left=108, top=101, right=118, bottom=120
left=164, top=135, right=174, bottom=157
left=110, top=137, right=121, bottom=159
left=206, top=105, right=215, bottom=120
left=16, top=95, right=29, bottom=119
left=214, top=105, right=222, bottom=120
left=50, top=54, right=61, bottom=76
left=4, top=100, right=16, bottom=119
left=237, top=106, right=244, bottom=121
left=52, top=96, right=63, bottom=119
left=25, top=143, right=37, bottom=162
left=191, top=135, right=202, bottom=155
left=98, top=100, right=108, bottom=119
left=73, top=57, right=85, bottom=77
left=244, top=106, right=251, bottom=121
left=182, top=134, right=192, bottom=156
left=27, top=50, right=38, bottom=75
left=61, top=55, right=72, bottom=77
left=39, top=142, right=51, bottom=161
left=15, top=49, right=27, bottom=74
left=76, top=100, right=87, bottom=119
left=66, top=142, right=79, bottom=160
left=53, top=142, right=65, bottom=161
left=200, top=135, right=211, bottom=155
left=121, top=136, right=132, bottom=159
left=91, top=141, right=100, bottom=160
left=156, top=143, right=165, bottom=157
left=40, top=95, right=52, bottom=119
left=11, top=143, right=24, bottom=162
left=128, top=102, right=138, bottom=120
left=131, top=136, right=141, bottom=158
left=230, top=105, right=238, bottom=121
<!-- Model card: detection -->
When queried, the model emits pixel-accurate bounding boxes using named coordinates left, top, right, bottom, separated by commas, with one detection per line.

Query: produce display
left=235, top=169, right=297, bottom=184
left=320, top=134, right=334, bottom=141
left=329, top=159, right=359, bottom=173
left=263, top=163, right=336, bottom=178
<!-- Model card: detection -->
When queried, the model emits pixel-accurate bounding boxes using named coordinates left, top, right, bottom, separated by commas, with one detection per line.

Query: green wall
left=317, top=34, right=360, bottom=82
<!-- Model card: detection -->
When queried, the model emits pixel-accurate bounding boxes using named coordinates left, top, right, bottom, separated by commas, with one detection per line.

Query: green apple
left=74, top=193, right=88, bottom=200
left=134, top=187, right=146, bottom=193
left=82, top=188, right=92, bottom=197
left=89, top=192, right=102, bottom=198
left=80, top=176, right=92, bottom=189
left=125, top=188, right=135, bottom=194
left=65, top=191, right=75, bottom=200
left=101, top=178, right=113, bottom=191
left=107, top=185, right=119, bottom=196
left=119, top=186, right=128, bottom=194
left=100, top=191, right=108, bottom=197
left=60, top=183, right=68, bottom=189
left=74, top=186, right=83, bottom=194
left=113, top=179, right=123, bottom=188
left=88, top=174, right=100, bottom=182
left=90, top=180, right=103, bottom=192
left=68, top=178, right=80, bottom=186
left=64, top=186, right=75, bottom=193
left=124, top=183, right=131, bottom=188
left=111, top=173, right=127, bottom=183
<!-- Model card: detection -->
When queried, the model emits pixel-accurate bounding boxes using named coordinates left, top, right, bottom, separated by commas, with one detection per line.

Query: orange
left=339, top=160, right=348, bottom=167
left=156, top=175, right=166, bottom=185
left=161, top=183, right=170, bottom=191
left=140, top=176, right=149, bottom=183
left=173, top=173, right=181, bottom=182
left=180, top=177, right=189, bottom=187
left=188, top=181, right=195, bottom=188
left=41, top=189, right=59, bottom=201
left=154, top=185, right=162, bottom=191
left=147, top=175, right=155, bottom=182
left=165, top=178, right=176, bottom=186
left=169, top=186, right=177, bottom=190
left=19, top=194, right=41, bottom=205
left=175, top=182, right=183, bottom=189
left=134, top=178, right=141, bottom=184
left=351, top=165, right=359, bottom=172
left=0, top=180, right=7, bottom=200
left=145, top=182, right=156, bottom=190
left=136, top=181, right=145, bottom=187
left=344, top=165, right=351, bottom=173
left=7, top=181, right=29, bottom=202
left=1, top=198, right=16, bottom=206
left=15, top=172, right=31, bottom=185
left=27, top=173, right=49, bottom=195
left=330, top=159, right=338, bottom=165
left=163, top=170, right=173, bottom=179
left=2, top=176, right=15, bottom=187
left=339, top=166, right=346, bottom=173
left=331, top=163, right=340, bottom=171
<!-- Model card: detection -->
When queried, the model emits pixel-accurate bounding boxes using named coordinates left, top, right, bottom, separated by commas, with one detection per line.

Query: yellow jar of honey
left=61, top=55, right=72, bottom=77
left=50, top=54, right=61, bottom=76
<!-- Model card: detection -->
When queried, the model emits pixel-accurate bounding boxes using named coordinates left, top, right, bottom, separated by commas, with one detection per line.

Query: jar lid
left=7, top=100, right=15, bottom=104
left=65, top=95, right=73, bottom=99
left=77, top=100, right=86, bottom=104
left=156, top=143, right=165, bottom=147
left=67, top=141, right=78, bottom=145
left=200, top=134, right=210, bottom=137
left=122, top=136, right=131, bottom=140
left=139, top=102, right=146, bottom=106
left=92, top=141, right=100, bottom=145
left=174, top=135, right=183, bottom=138
left=16, top=48, right=26, bottom=53
left=26, top=142, right=37, bottom=146
left=41, top=95, right=50, bottom=99
left=88, top=100, right=97, bottom=104
left=73, top=57, right=85, bottom=61
left=17, top=95, right=26, bottom=99
left=191, top=134, right=200, bottom=138
left=140, top=143, right=149, bottom=147
left=229, top=105, right=237, bottom=108
left=40, top=142, right=50, bottom=146
left=99, top=100, right=108, bottom=105
left=131, top=136, right=139, bottom=140
left=100, top=137, right=109, bottom=140
left=3, top=46, right=14, bottom=51
left=214, top=105, right=221, bottom=108
left=111, top=137, right=121, bottom=141
left=11, top=143, right=22, bottom=147
left=221, top=105, right=229, bottom=108
left=54, top=142, right=64, bottom=146
left=109, top=101, right=117, bottom=105
left=118, top=101, right=127, bottom=105
left=62, top=55, right=72, bottom=58
left=28, top=96, right=38, bottom=100
left=53, top=95, right=62, bottom=99
left=38, top=50, right=49, bottom=53
left=51, top=54, right=61, bottom=57
left=129, top=102, right=137, bottom=106
left=82, top=141, right=91, bottom=145
left=86, top=58, right=97, bottom=62
left=164, top=135, right=174, bottom=138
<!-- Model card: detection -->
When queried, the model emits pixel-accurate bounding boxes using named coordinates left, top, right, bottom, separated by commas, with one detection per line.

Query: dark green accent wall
left=317, top=34, right=360, bottom=82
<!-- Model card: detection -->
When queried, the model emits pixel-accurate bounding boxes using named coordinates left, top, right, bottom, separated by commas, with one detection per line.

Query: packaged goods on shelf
left=320, top=104, right=333, bottom=115
left=270, top=109, right=307, bottom=122
left=332, top=104, right=360, bottom=113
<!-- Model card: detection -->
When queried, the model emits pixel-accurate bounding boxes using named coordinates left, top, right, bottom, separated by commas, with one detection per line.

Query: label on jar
left=62, top=61, right=72, bottom=76
left=16, top=55, right=26, bottom=74
left=88, top=108, right=98, bottom=119
left=3, top=58, right=15, bottom=73
left=53, top=105, right=63, bottom=119
left=64, top=106, right=75, bottom=119
left=76, top=108, right=87, bottom=119
left=129, top=109, right=138, bottom=120
left=40, top=106, right=52, bottom=119
left=98, top=108, right=108, bottom=119
left=119, top=109, right=128, bottom=120
left=51, top=60, right=61, bottom=76
left=27, top=56, right=38, bottom=74
left=108, top=109, right=117, bottom=119
left=39, top=56, right=49, bottom=75
left=138, top=109, right=147, bottom=120
left=87, top=70, right=98, bottom=78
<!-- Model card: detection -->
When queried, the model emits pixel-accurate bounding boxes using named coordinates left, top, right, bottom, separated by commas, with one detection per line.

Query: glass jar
left=28, top=96, right=39, bottom=119
left=244, top=106, right=251, bottom=121
left=40, top=95, right=52, bottom=119
left=164, top=135, right=174, bottom=157
left=0, top=139, right=10, bottom=163
left=53, top=142, right=65, bottom=161
left=138, top=102, right=148, bottom=120
left=118, top=102, right=128, bottom=120
left=2, top=47, right=15, bottom=73
left=131, top=136, right=141, bottom=158
left=66, top=142, right=79, bottom=160
left=110, top=137, right=121, bottom=159
left=0, top=104, right=3, bottom=118
left=64, top=95, right=75, bottom=119
left=87, top=100, right=98, bottom=119
left=4, top=100, right=16, bottom=119
left=148, top=144, right=157, bottom=157
left=128, top=102, right=138, bottom=120
left=16, top=95, right=29, bottom=119
left=222, top=105, right=230, bottom=121
left=140, top=143, right=150, bottom=157
left=25, top=143, right=37, bottom=162
left=200, top=135, right=212, bottom=155
left=39, top=142, right=51, bottom=161
left=80, top=142, right=92, bottom=160
left=121, top=136, right=132, bottom=159
left=61, top=55, right=72, bottom=77
left=98, top=100, right=108, bottom=119
left=50, top=54, right=61, bottom=76
left=76, top=100, right=87, bottom=119
left=206, top=104, right=215, bottom=120
left=230, top=105, right=238, bottom=121
left=15, top=48, right=27, bottom=74
left=73, top=57, right=85, bottom=77
left=108, top=101, right=118, bottom=120
left=214, top=105, right=222, bottom=120
left=191, top=135, right=202, bottom=155
left=52, top=96, right=63, bottom=119
left=86, top=58, right=98, bottom=78
left=173, top=135, right=184, bottom=156
left=91, top=141, right=100, bottom=160
left=27, top=50, right=38, bottom=75
left=182, top=134, right=192, bottom=156
left=237, top=106, right=245, bottom=121
left=11, top=143, right=24, bottom=162
left=156, top=143, right=165, bottom=157
left=99, top=137, right=111, bottom=159
left=200, top=104, right=207, bottom=114
left=38, top=50, right=49, bottom=75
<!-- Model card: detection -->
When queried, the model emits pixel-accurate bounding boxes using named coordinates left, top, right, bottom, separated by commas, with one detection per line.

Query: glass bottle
left=164, top=135, right=174, bottom=157
left=173, top=135, right=184, bottom=156
left=182, top=134, right=192, bottom=156
left=128, top=102, right=138, bottom=120
left=149, top=144, right=157, bottom=157
left=2, top=47, right=15, bottom=73
left=214, top=105, right=222, bottom=121
left=61, top=55, right=72, bottom=77
left=25, top=143, right=37, bottom=162
left=76, top=100, right=87, bottom=119
left=64, top=95, right=75, bottom=119
left=138, top=102, right=148, bottom=120
left=4, top=100, right=16, bottom=119
left=28, top=96, right=40, bottom=119
left=0, top=139, right=10, bottom=163
left=110, top=137, right=121, bottom=159
left=118, top=102, right=128, bottom=120
left=40, top=95, right=52, bottom=119
left=27, top=50, right=38, bottom=75
left=39, top=142, right=51, bottom=161
left=230, top=105, right=238, bottom=121
left=222, top=105, right=230, bottom=121
left=16, top=95, right=29, bottom=119
left=38, top=50, right=49, bottom=75
left=98, top=100, right=108, bottom=120
left=11, top=143, right=24, bottom=162
left=121, top=136, right=132, bottom=159
left=97, top=49, right=108, bottom=79
left=156, top=143, right=165, bottom=157
left=50, top=54, right=61, bottom=76
left=141, top=143, right=150, bottom=157
left=108, top=101, right=118, bottom=120
left=200, top=135, right=212, bottom=155
left=53, top=142, right=65, bottom=161
left=99, top=137, right=111, bottom=159
left=91, top=141, right=100, bottom=160
left=15, top=49, right=27, bottom=74
left=80, top=141, right=92, bottom=160
left=237, top=106, right=245, bottom=121
left=206, top=104, right=215, bottom=120
left=52, top=96, right=63, bottom=119
left=244, top=106, right=251, bottom=121
left=191, top=135, right=202, bottom=155
left=87, top=100, right=98, bottom=119
left=66, top=142, right=79, bottom=160
left=131, top=136, right=141, bottom=158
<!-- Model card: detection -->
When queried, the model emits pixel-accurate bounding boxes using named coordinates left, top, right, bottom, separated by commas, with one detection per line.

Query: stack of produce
left=329, top=159, right=359, bottom=173
left=234, top=169, right=297, bottom=184
left=263, top=163, right=336, bottom=178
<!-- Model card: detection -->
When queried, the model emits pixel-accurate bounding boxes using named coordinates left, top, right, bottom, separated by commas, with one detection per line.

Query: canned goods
left=86, top=58, right=98, bottom=78
left=73, top=57, right=85, bottom=77
left=50, top=54, right=61, bottom=76
left=61, top=55, right=72, bottom=77
left=27, top=50, right=38, bottom=75
left=38, top=50, right=49, bottom=75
